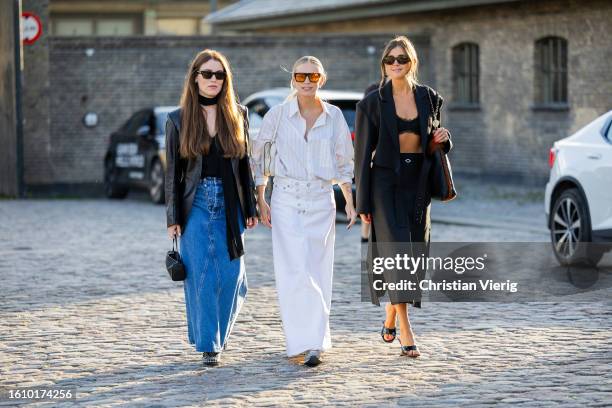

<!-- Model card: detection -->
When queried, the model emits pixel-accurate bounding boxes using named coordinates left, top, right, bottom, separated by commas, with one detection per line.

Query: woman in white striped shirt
left=250, top=56, right=356, bottom=367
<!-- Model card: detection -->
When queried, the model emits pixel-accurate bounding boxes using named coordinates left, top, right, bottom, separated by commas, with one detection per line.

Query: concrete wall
left=0, top=0, right=21, bottom=197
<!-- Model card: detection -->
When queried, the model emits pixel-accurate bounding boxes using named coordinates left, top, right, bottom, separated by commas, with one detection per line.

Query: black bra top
left=397, top=114, right=420, bottom=135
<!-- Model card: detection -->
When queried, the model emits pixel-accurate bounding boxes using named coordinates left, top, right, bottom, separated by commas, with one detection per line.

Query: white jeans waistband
left=273, top=176, right=332, bottom=193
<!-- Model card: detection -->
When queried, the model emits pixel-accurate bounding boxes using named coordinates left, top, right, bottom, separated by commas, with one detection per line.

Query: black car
left=103, top=106, right=176, bottom=203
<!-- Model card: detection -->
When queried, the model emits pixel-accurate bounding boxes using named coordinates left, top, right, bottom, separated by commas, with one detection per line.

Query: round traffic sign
left=22, top=12, right=42, bottom=45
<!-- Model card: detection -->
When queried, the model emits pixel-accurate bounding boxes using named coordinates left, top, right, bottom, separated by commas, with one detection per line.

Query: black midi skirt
left=367, top=153, right=431, bottom=307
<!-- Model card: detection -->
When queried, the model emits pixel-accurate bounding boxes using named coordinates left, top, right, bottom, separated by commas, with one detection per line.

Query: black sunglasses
left=197, top=70, right=226, bottom=80
left=293, top=72, right=322, bottom=83
left=382, top=55, right=411, bottom=65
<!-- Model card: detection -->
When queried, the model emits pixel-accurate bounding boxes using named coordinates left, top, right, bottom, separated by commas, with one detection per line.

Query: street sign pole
left=14, top=0, right=24, bottom=198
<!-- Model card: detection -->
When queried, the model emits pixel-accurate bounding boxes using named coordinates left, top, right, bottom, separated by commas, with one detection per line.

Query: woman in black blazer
left=354, top=36, right=452, bottom=357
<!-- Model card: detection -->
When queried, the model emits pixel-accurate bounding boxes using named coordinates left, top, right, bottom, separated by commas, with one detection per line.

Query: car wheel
left=149, top=160, right=165, bottom=204
left=104, top=158, right=128, bottom=199
left=550, top=188, right=603, bottom=266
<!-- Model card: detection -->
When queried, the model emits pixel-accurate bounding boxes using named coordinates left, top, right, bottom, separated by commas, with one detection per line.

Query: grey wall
left=43, top=34, right=429, bottom=186
left=0, top=0, right=21, bottom=197
left=254, top=0, right=612, bottom=184
left=16, top=0, right=612, bottom=192
left=429, top=0, right=612, bottom=182
left=22, top=0, right=52, bottom=187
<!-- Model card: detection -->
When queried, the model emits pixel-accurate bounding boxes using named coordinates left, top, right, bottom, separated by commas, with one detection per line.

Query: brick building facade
left=5, top=0, right=611, bottom=195
left=43, top=34, right=411, bottom=189
left=209, top=0, right=612, bottom=182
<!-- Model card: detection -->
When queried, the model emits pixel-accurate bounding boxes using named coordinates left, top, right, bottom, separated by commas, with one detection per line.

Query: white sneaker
left=304, top=350, right=322, bottom=367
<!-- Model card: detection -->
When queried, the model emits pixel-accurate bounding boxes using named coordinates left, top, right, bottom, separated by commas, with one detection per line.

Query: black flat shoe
left=381, top=321, right=397, bottom=343
left=202, top=352, right=220, bottom=366
left=304, top=350, right=322, bottom=367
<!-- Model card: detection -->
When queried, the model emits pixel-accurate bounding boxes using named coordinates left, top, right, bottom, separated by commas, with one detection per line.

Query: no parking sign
left=22, top=12, right=42, bottom=45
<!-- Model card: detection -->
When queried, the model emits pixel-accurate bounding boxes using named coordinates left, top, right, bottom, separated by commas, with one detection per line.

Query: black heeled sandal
left=381, top=321, right=397, bottom=343
left=398, top=338, right=420, bottom=358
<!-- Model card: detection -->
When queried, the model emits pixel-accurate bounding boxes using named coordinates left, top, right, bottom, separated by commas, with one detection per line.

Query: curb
left=431, top=215, right=548, bottom=234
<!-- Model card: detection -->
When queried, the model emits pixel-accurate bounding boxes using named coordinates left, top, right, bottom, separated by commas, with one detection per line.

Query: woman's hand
left=168, top=224, right=182, bottom=239
left=246, top=217, right=258, bottom=229
left=359, top=213, right=372, bottom=224
left=432, top=127, right=450, bottom=144
left=338, top=182, right=357, bottom=229
left=345, top=204, right=357, bottom=230
left=258, top=196, right=272, bottom=228
left=256, top=185, right=272, bottom=228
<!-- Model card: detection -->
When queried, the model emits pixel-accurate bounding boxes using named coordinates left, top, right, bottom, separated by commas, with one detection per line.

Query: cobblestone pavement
left=430, top=175, right=548, bottom=232
left=1, top=192, right=611, bottom=407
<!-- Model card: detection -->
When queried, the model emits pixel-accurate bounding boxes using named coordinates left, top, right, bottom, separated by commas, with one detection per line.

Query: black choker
left=199, top=94, right=219, bottom=106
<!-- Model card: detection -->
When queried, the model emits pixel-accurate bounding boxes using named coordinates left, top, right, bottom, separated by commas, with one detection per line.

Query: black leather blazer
left=164, top=105, right=257, bottom=229
left=354, top=80, right=453, bottom=214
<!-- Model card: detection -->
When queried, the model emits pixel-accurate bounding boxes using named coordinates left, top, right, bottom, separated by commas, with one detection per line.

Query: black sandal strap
left=381, top=322, right=397, bottom=343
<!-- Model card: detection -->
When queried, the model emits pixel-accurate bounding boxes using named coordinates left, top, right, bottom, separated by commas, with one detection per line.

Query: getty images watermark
left=371, top=252, right=518, bottom=293
left=360, top=242, right=612, bottom=302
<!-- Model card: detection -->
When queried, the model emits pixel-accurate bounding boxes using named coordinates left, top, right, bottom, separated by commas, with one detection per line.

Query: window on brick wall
left=534, top=36, right=568, bottom=106
left=97, top=20, right=136, bottom=36
left=157, top=18, right=200, bottom=35
left=54, top=19, right=94, bottom=36
left=452, top=42, right=479, bottom=105
left=51, top=14, right=140, bottom=36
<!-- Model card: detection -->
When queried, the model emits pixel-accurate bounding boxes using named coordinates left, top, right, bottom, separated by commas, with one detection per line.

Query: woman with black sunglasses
left=251, top=56, right=356, bottom=367
left=354, top=36, right=452, bottom=358
left=165, top=49, right=258, bottom=366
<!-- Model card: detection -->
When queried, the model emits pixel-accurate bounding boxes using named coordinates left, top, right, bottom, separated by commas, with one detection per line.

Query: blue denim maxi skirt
left=179, top=177, right=247, bottom=353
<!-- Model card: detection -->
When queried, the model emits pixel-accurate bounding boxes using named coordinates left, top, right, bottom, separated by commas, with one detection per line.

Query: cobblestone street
left=1, top=188, right=611, bottom=406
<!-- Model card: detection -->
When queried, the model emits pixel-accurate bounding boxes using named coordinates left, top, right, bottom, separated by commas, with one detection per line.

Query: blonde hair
left=379, top=36, right=420, bottom=92
left=179, top=49, right=246, bottom=159
left=286, top=55, right=327, bottom=101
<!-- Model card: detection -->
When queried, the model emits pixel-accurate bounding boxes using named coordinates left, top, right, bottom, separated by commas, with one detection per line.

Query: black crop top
left=397, top=114, right=420, bottom=135
left=201, top=136, right=223, bottom=178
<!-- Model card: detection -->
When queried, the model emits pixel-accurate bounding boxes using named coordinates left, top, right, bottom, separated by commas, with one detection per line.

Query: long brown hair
left=379, top=36, right=420, bottom=92
left=179, top=49, right=246, bottom=159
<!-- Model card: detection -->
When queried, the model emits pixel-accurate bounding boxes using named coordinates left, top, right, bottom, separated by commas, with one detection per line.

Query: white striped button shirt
left=250, top=96, right=354, bottom=187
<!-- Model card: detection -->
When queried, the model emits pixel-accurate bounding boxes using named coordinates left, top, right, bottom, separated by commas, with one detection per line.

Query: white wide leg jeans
left=271, top=176, right=336, bottom=357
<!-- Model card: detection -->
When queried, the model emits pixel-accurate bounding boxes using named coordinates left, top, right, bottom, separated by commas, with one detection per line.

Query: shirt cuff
left=255, top=176, right=269, bottom=187
left=333, top=177, right=353, bottom=186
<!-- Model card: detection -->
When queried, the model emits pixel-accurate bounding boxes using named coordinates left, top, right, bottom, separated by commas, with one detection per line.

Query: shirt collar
left=288, top=96, right=331, bottom=126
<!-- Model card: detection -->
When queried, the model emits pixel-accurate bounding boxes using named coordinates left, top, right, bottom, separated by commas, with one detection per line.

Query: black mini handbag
left=166, top=237, right=186, bottom=281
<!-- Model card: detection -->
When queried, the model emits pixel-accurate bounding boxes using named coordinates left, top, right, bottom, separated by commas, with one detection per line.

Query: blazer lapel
left=380, top=80, right=399, bottom=152
left=415, top=85, right=431, bottom=153
left=231, top=157, right=239, bottom=179
left=195, top=155, right=203, bottom=180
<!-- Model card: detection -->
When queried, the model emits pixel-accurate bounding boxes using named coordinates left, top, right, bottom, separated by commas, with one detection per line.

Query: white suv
left=545, top=111, right=612, bottom=265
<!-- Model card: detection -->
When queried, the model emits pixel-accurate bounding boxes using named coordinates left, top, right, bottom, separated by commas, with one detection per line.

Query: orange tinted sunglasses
left=293, top=72, right=322, bottom=83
